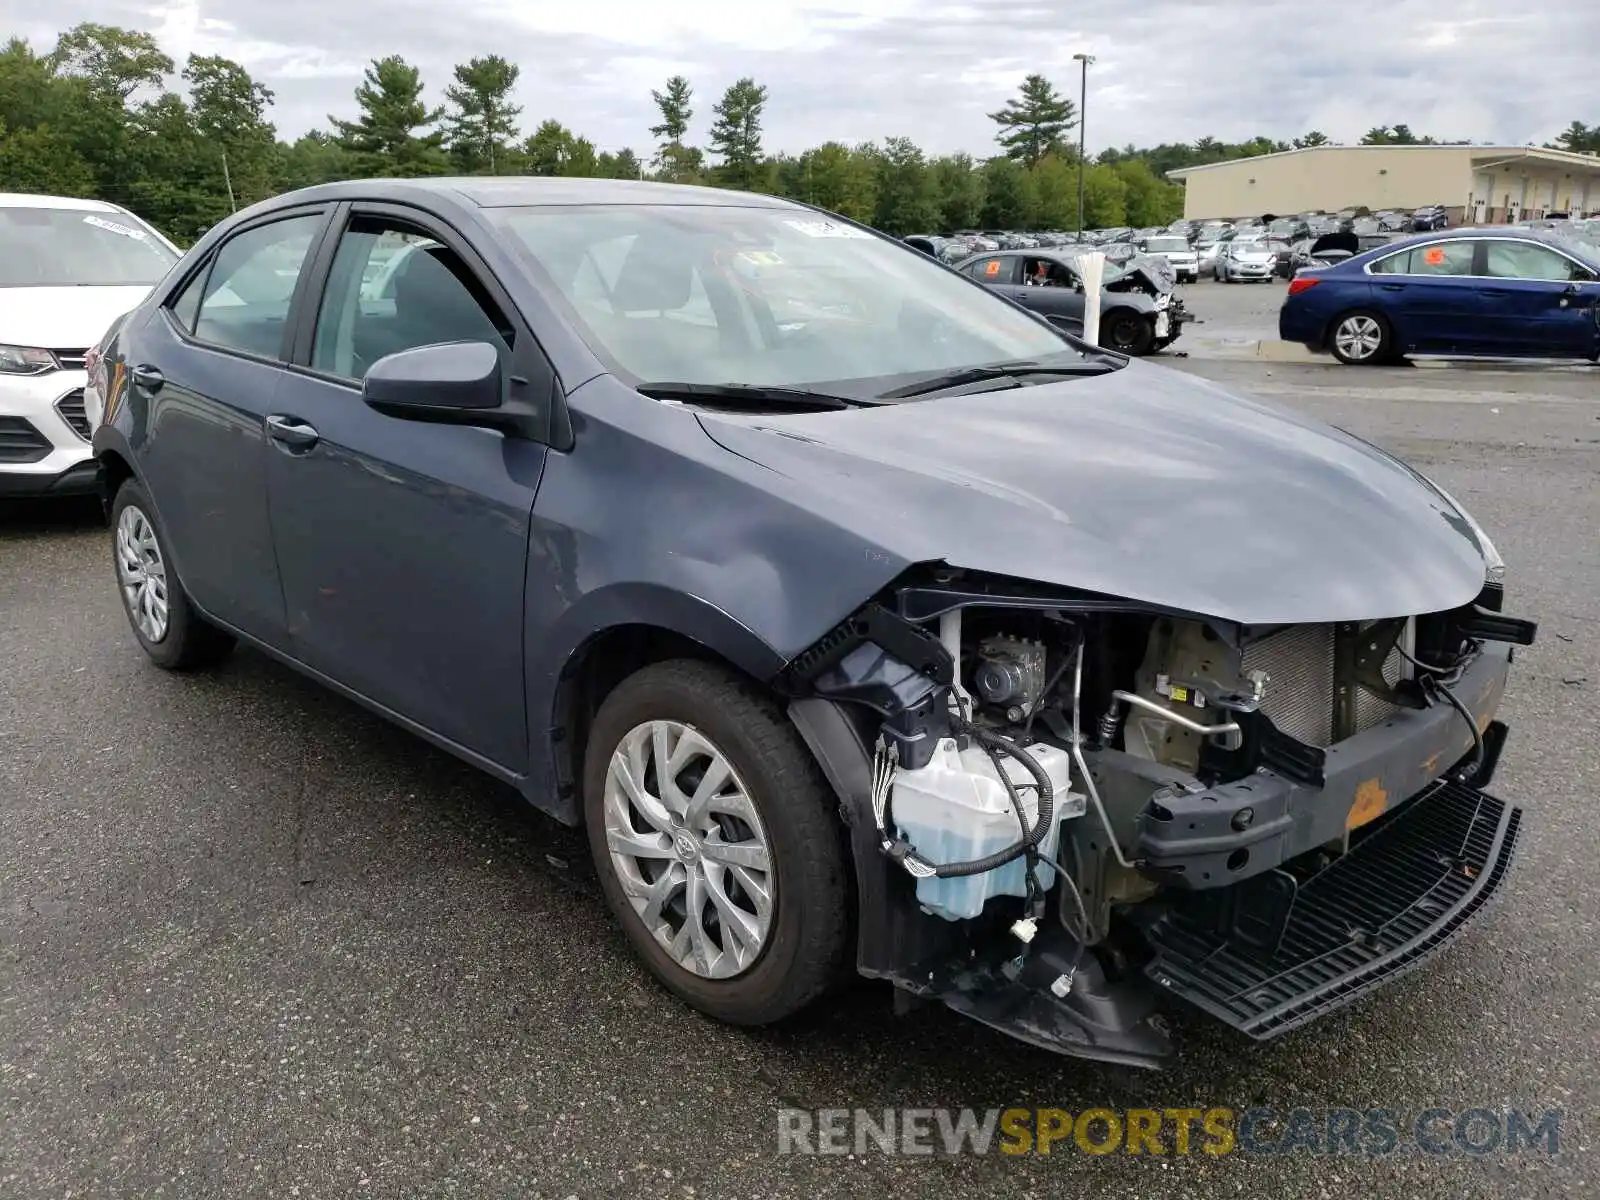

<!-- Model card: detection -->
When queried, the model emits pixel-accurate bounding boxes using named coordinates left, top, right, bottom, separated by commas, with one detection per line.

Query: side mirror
left=363, top=341, right=504, bottom=417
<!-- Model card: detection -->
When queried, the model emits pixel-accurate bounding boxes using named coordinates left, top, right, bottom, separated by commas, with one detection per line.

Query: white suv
left=0, top=194, right=178, bottom=498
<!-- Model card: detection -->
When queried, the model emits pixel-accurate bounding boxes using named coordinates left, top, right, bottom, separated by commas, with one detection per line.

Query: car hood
left=0, top=285, right=154, bottom=349
left=696, top=363, right=1490, bottom=626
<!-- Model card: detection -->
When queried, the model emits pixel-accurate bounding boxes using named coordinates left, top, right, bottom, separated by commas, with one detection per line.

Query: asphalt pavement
left=3, top=358, right=1597, bottom=1198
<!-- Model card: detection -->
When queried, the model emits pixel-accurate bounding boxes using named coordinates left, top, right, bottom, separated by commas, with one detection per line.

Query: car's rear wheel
left=583, top=660, right=849, bottom=1025
left=1101, top=310, right=1155, bottom=356
left=1329, top=310, right=1393, bottom=365
left=111, top=478, right=235, bottom=670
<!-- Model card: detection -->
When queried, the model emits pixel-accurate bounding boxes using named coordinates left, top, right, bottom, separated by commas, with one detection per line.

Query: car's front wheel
left=1101, top=310, right=1155, bottom=356
left=583, top=660, right=850, bottom=1025
left=110, top=478, right=235, bottom=670
left=1329, top=309, right=1393, bottom=365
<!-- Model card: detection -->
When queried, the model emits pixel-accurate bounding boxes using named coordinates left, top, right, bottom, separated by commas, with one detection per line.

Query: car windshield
left=0, top=207, right=176, bottom=287
left=493, top=204, right=1092, bottom=393
left=1143, top=237, right=1189, bottom=252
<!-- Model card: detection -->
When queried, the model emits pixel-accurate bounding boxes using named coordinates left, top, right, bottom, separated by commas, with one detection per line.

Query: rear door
left=1477, top=239, right=1600, bottom=358
left=263, top=203, right=555, bottom=771
left=123, top=206, right=331, bottom=648
left=1366, top=238, right=1483, bottom=353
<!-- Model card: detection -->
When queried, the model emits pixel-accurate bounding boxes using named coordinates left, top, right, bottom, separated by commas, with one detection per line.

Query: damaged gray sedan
left=90, top=178, right=1535, bottom=1067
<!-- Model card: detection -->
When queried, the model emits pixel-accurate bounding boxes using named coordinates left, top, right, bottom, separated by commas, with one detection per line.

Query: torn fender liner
left=1141, top=778, right=1520, bottom=1039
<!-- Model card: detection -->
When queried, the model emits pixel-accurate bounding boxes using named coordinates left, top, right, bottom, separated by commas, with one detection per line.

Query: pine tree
left=707, top=77, right=768, bottom=191
left=988, top=75, right=1076, bottom=166
left=443, top=56, right=522, bottom=173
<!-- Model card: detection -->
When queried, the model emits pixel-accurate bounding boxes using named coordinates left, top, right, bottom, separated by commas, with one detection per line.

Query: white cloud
left=5, top=0, right=1591, bottom=156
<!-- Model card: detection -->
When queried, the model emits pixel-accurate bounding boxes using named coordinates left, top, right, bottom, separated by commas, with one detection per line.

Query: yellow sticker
left=1169, top=686, right=1189, bottom=703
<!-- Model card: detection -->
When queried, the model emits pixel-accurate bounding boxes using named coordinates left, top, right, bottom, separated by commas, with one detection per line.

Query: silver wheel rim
left=603, top=719, right=775, bottom=979
left=1335, top=315, right=1383, bottom=361
left=115, top=504, right=169, bottom=643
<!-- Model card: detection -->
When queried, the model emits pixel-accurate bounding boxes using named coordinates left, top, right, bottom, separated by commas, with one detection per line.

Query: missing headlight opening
left=783, top=566, right=1536, bottom=1068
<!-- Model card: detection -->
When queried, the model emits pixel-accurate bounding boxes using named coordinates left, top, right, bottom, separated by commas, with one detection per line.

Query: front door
left=263, top=207, right=555, bottom=771
left=126, top=208, right=330, bottom=647
left=1477, top=239, right=1600, bottom=358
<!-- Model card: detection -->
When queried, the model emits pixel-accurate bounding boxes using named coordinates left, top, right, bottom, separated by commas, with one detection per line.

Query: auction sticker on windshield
left=83, top=214, right=148, bottom=240
left=785, top=219, right=872, bottom=239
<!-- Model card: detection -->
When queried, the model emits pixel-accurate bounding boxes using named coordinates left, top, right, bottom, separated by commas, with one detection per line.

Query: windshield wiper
left=879, top=358, right=1118, bottom=399
left=636, top=381, right=865, bottom=412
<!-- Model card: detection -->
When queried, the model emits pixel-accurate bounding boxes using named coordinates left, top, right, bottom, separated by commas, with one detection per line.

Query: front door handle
left=131, top=364, right=164, bottom=391
left=1378, top=283, right=1406, bottom=292
left=1480, top=288, right=1509, bottom=297
left=265, top=414, right=319, bottom=449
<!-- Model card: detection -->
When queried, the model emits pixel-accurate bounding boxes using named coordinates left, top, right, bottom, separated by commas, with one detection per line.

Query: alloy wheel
left=603, top=719, right=775, bottom=980
left=1334, top=315, right=1384, bottom=361
left=116, top=503, right=169, bottom=643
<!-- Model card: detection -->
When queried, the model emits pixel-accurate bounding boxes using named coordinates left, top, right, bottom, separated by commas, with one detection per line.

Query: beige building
left=1168, top=144, right=1600, bottom=224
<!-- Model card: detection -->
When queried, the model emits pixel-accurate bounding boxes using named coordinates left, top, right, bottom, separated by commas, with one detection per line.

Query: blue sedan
left=1279, top=229, right=1600, bottom=365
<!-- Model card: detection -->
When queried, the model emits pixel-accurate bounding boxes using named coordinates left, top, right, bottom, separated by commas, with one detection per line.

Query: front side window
left=191, top=215, right=323, bottom=358
left=0, top=206, right=177, bottom=287
left=311, top=216, right=513, bottom=382
left=495, top=204, right=1080, bottom=393
left=1484, top=241, right=1582, bottom=282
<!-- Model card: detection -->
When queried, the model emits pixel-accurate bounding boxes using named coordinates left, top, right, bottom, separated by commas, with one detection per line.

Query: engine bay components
left=972, top=635, right=1048, bottom=719
left=890, top=735, right=1083, bottom=921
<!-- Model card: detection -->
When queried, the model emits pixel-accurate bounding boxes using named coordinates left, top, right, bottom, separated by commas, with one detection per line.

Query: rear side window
left=1372, top=240, right=1474, bottom=276
left=966, top=257, right=1014, bottom=283
left=191, top=215, right=324, bottom=359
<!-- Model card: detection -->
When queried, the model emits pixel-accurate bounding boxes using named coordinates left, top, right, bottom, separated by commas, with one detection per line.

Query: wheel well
left=97, top=449, right=133, bottom=513
left=550, top=624, right=750, bottom=821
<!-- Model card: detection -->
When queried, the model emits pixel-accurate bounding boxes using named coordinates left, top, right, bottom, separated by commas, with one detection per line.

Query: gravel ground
left=3, top=359, right=1597, bottom=1198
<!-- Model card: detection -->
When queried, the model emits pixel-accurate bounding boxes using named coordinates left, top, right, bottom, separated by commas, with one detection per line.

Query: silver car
left=1215, top=239, right=1277, bottom=283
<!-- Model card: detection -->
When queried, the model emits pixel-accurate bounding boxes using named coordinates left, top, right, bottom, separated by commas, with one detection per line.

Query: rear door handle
left=1378, top=283, right=1407, bottom=292
left=265, top=414, right=319, bottom=449
left=1480, top=288, right=1509, bottom=297
left=131, top=364, right=164, bottom=391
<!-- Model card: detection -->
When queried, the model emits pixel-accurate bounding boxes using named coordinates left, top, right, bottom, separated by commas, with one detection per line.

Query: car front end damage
left=782, top=568, right=1535, bottom=1067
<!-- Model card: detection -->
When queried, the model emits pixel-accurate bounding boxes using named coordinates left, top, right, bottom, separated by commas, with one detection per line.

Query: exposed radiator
left=1241, top=623, right=1406, bottom=747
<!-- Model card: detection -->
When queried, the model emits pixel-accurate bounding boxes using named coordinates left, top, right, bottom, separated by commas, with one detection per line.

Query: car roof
left=0, top=192, right=125, bottom=212
left=1333, top=226, right=1599, bottom=268
left=278, top=177, right=802, bottom=211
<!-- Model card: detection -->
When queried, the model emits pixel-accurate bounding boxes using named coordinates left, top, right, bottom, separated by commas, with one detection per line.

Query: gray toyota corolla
left=88, top=178, right=1535, bottom=1067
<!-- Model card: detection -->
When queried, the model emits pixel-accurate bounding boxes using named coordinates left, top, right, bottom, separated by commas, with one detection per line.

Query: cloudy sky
left=8, top=1, right=1594, bottom=156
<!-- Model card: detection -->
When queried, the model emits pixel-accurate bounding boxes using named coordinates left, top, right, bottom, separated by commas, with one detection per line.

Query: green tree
left=649, top=74, right=698, bottom=180
left=51, top=22, right=171, bottom=102
left=988, top=74, right=1076, bottom=166
left=1081, top=162, right=1128, bottom=228
left=1361, top=124, right=1427, bottom=146
left=279, top=130, right=355, bottom=191
left=1293, top=130, right=1331, bottom=148
left=872, top=136, right=940, bottom=235
left=1550, top=120, right=1598, bottom=153
left=523, top=119, right=587, bottom=175
left=0, top=118, right=95, bottom=195
left=707, top=77, right=768, bottom=191
left=122, top=93, right=216, bottom=241
left=330, top=56, right=447, bottom=177
left=183, top=55, right=278, bottom=210
left=0, top=37, right=67, bottom=132
left=792, top=141, right=876, bottom=222
left=443, top=55, right=522, bottom=173
left=1029, top=153, right=1078, bottom=230
left=1111, top=157, right=1179, bottom=226
left=979, top=157, right=1037, bottom=228
left=932, top=153, right=985, bottom=231
left=596, top=147, right=643, bottom=179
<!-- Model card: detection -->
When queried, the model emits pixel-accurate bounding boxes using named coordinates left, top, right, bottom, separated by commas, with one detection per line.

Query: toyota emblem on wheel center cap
left=674, top=832, right=699, bottom=861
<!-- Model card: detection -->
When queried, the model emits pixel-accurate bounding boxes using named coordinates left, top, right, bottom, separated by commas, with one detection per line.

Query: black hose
left=889, top=714, right=1055, bottom=880
left=1426, top=674, right=1484, bottom=783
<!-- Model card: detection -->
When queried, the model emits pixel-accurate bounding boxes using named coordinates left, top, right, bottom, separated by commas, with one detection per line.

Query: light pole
left=1073, top=53, right=1094, bottom=236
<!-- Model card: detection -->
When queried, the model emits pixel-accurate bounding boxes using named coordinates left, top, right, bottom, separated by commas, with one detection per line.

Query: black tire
left=1327, top=308, right=1394, bottom=366
left=582, top=659, right=850, bottom=1026
left=1101, top=309, right=1156, bottom=356
left=110, top=477, right=235, bottom=670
